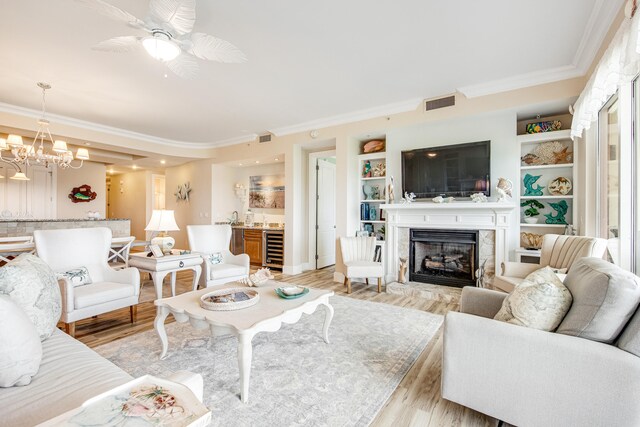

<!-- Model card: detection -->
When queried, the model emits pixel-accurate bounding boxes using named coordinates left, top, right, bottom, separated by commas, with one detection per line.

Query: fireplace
left=409, top=229, right=479, bottom=288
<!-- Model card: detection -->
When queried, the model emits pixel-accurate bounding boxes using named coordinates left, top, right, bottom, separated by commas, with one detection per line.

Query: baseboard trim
left=283, top=264, right=304, bottom=275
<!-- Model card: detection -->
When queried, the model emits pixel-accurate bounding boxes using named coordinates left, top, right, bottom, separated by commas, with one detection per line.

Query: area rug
left=95, top=296, right=443, bottom=427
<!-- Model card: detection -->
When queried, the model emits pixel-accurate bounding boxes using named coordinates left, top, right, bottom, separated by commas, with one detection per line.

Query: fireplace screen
left=409, top=229, right=479, bottom=288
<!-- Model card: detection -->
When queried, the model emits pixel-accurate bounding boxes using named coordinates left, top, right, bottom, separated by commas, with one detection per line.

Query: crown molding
left=459, top=0, right=624, bottom=98
left=269, top=98, right=423, bottom=137
left=457, top=65, right=582, bottom=99
left=0, top=101, right=257, bottom=149
left=573, top=0, right=625, bottom=73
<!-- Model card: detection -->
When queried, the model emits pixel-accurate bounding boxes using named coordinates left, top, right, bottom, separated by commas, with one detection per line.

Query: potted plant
left=521, top=199, right=545, bottom=224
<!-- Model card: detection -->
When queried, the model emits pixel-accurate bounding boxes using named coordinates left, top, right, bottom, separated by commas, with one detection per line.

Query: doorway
left=309, top=152, right=336, bottom=269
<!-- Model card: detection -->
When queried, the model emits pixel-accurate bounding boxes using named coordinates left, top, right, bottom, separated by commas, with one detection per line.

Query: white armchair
left=187, top=224, right=249, bottom=288
left=339, top=236, right=384, bottom=294
left=494, top=234, right=607, bottom=293
left=33, top=227, right=140, bottom=337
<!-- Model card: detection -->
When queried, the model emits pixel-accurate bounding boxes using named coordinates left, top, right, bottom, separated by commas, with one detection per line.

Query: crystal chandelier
left=0, top=82, right=89, bottom=170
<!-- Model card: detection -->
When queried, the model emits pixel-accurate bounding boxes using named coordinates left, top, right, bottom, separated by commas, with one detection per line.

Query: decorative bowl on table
left=275, top=286, right=309, bottom=299
left=524, top=217, right=539, bottom=224
left=200, top=287, right=259, bottom=311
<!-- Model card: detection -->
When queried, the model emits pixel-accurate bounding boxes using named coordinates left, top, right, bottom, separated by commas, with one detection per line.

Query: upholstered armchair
left=187, top=224, right=249, bottom=288
left=33, top=227, right=140, bottom=337
left=494, top=234, right=607, bottom=293
left=339, top=236, right=384, bottom=294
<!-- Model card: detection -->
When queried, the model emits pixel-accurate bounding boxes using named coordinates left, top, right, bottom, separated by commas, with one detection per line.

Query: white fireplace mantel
left=381, top=202, right=516, bottom=283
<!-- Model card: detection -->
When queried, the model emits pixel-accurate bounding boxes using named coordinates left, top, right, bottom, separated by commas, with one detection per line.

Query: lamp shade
left=10, top=172, right=29, bottom=181
left=0, top=138, right=6, bottom=149
left=7, top=134, right=23, bottom=147
left=145, top=210, right=180, bottom=232
left=76, top=148, right=90, bottom=160
left=52, top=140, right=68, bottom=153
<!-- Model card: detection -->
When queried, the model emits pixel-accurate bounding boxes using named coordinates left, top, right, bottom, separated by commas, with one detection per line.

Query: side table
left=129, top=251, right=203, bottom=300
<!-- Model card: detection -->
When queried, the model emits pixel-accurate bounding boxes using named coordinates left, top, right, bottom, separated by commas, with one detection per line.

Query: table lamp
left=145, top=210, right=180, bottom=254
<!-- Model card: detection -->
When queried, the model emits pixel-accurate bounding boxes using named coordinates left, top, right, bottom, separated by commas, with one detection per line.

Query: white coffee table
left=129, top=251, right=203, bottom=300
left=154, top=282, right=334, bottom=403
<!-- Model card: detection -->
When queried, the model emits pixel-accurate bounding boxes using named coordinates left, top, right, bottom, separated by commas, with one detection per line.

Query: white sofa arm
left=500, top=261, right=541, bottom=277
left=58, top=277, right=75, bottom=314
left=442, top=312, right=640, bottom=427
left=102, top=267, right=141, bottom=296
left=225, top=252, right=250, bottom=272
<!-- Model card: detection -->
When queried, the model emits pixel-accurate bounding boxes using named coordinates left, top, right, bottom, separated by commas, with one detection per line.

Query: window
left=598, top=95, right=621, bottom=265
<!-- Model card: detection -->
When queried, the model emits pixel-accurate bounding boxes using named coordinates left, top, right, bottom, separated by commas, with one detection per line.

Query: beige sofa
left=494, top=234, right=607, bottom=293
left=442, top=285, right=640, bottom=427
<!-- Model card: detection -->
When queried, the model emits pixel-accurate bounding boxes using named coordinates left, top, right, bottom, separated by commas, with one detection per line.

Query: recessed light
left=160, top=160, right=166, bottom=164
left=274, top=158, right=279, bottom=161
left=132, top=164, right=138, bottom=169
left=255, top=160, right=260, bottom=164
left=239, top=163, right=243, bottom=166
left=109, top=169, right=114, bottom=174
left=85, top=142, right=91, bottom=146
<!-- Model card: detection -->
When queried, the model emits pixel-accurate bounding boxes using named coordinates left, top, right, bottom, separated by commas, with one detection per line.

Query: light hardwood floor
left=72, top=268, right=497, bottom=427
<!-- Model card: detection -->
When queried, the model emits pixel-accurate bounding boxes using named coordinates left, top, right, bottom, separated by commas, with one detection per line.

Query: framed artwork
left=249, top=175, right=285, bottom=209
left=149, top=244, right=164, bottom=258
left=356, top=230, right=369, bottom=237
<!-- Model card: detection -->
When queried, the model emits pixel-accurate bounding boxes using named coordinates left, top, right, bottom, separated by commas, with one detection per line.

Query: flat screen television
left=401, top=140, right=490, bottom=199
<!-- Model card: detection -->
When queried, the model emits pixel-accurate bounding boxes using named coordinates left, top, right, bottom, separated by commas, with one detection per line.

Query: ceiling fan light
left=7, top=134, right=23, bottom=147
left=76, top=148, right=90, bottom=160
left=142, top=36, right=180, bottom=62
left=53, top=140, right=68, bottom=153
left=10, top=171, right=29, bottom=181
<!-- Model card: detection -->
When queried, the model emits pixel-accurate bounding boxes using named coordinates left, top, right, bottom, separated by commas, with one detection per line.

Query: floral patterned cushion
left=208, top=252, right=223, bottom=265
left=0, top=254, right=61, bottom=341
left=57, top=267, right=92, bottom=287
left=494, top=266, right=573, bottom=331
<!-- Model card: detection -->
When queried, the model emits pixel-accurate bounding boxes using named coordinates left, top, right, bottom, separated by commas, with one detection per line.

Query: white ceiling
left=0, top=0, right=622, bottom=147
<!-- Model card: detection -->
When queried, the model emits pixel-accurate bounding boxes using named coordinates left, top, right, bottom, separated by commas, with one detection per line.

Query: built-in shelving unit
left=517, top=126, right=577, bottom=259
left=357, top=143, right=387, bottom=262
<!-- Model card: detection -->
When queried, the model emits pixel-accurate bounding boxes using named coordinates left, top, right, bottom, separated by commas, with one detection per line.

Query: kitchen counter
left=231, top=225, right=285, bottom=231
left=0, top=218, right=131, bottom=238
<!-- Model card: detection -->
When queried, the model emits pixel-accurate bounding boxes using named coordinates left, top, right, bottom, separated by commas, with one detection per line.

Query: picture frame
left=356, top=230, right=369, bottom=237
left=149, top=244, right=164, bottom=258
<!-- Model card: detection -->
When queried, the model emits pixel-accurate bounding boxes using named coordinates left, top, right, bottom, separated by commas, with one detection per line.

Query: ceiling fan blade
left=166, top=53, right=199, bottom=79
left=92, top=36, right=140, bottom=53
left=75, top=0, right=145, bottom=29
left=148, top=0, right=196, bottom=35
left=188, top=33, right=247, bottom=63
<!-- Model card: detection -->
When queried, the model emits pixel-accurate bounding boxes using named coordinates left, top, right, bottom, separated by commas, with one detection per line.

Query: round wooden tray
left=199, top=287, right=260, bottom=311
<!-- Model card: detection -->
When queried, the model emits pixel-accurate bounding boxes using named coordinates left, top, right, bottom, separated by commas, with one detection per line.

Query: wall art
left=249, top=175, right=285, bottom=209
left=68, top=184, right=97, bottom=203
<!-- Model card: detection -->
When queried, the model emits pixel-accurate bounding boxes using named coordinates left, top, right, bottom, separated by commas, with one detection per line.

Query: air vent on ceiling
left=425, top=95, right=455, bottom=112
left=259, top=134, right=272, bottom=143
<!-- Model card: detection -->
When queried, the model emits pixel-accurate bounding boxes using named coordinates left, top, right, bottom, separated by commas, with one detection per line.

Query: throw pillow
left=0, top=295, right=43, bottom=387
left=494, top=266, right=573, bottom=331
left=208, top=252, right=223, bottom=265
left=0, top=253, right=62, bottom=341
left=557, top=257, right=640, bottom=343
left=57, top=267, right=92, bottom=287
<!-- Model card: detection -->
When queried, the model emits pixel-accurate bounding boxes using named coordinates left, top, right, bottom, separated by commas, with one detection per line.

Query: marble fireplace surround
left=381, top=202, right=516, bottom=287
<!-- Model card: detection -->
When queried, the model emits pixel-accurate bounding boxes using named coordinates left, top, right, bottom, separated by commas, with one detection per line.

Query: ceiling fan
left=76, top=0, right=247, bottom=78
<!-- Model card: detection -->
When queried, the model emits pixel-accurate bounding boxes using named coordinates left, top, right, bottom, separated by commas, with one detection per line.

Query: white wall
left=56, top=161, right=106, bottom=219
left=211, top=162, right=286, bottom=225
left=385, top=110, right=520, bottom=258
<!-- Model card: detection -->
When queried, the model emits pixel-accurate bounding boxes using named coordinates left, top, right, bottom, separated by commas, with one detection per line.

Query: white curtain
left=571, top=12, right=640, bottom=139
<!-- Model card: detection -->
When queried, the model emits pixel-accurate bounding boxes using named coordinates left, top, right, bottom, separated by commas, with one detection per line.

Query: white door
left=0, top=165, right=54, bottom=218
left=316, top=159, right=336, bottom=268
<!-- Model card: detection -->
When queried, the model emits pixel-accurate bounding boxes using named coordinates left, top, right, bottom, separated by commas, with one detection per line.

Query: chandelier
left=0, top=82, right=89, bottom=171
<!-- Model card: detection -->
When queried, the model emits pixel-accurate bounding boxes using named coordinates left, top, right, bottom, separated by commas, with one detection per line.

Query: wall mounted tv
left=401, top=140, right=490, bottom=199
